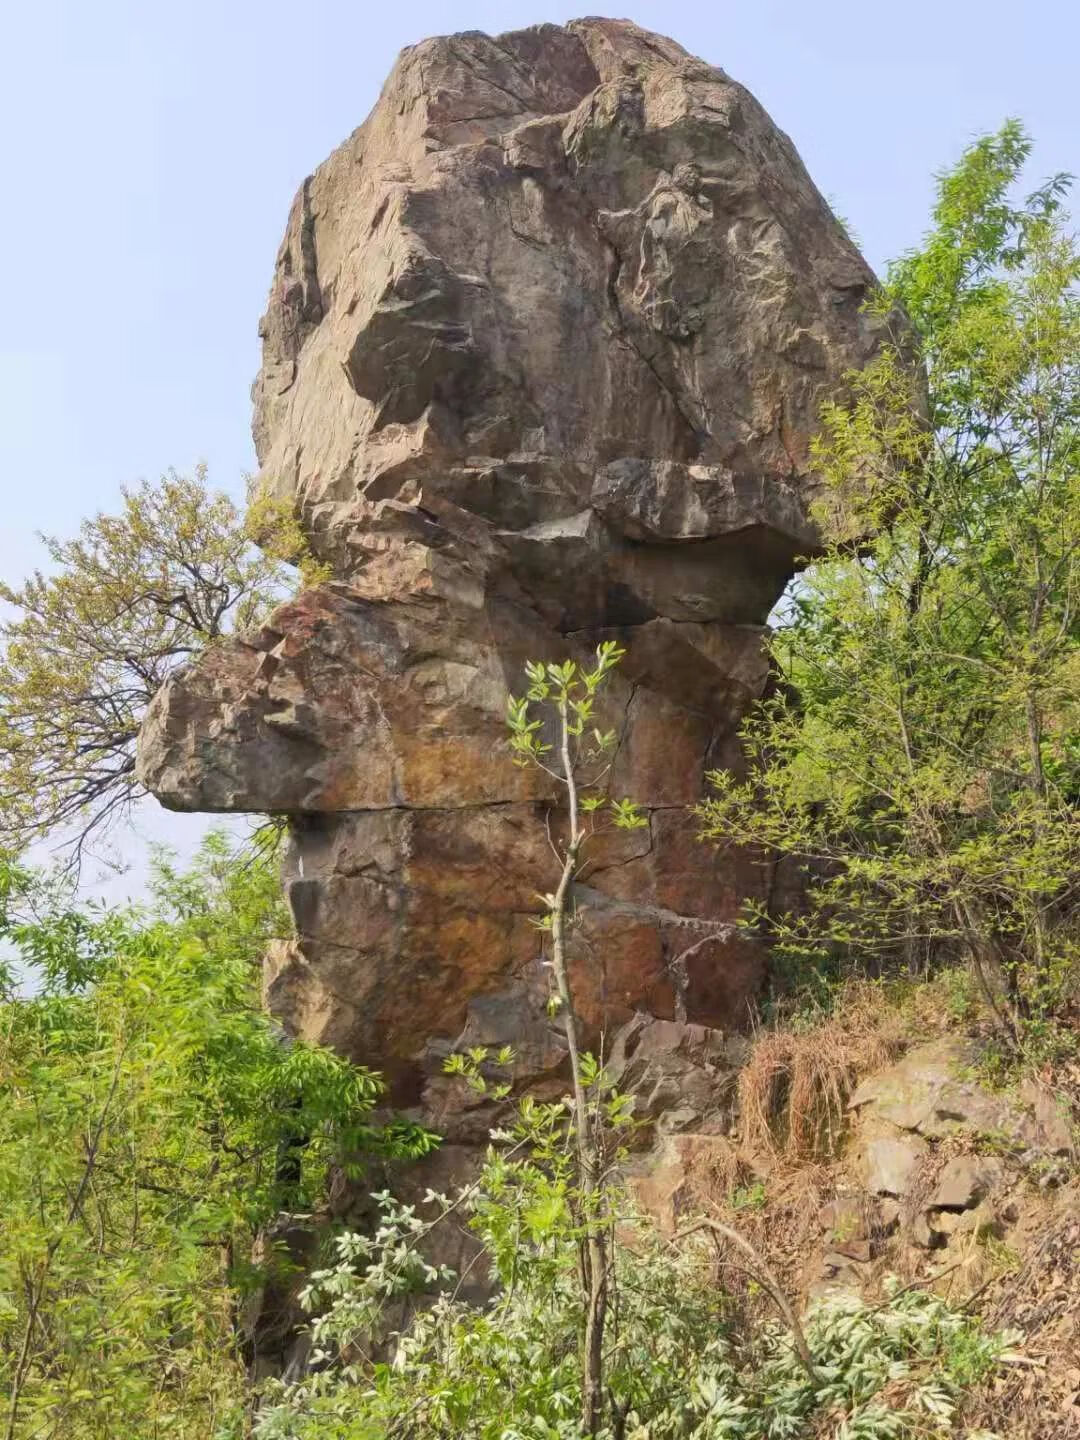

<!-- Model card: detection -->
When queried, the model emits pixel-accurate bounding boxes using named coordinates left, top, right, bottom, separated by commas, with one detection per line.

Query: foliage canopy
left=701, top=122, right=1079, bottom=1050
left=0, top=468, right=294, bottom=863
left=0, top=832, right=434, bottom=1440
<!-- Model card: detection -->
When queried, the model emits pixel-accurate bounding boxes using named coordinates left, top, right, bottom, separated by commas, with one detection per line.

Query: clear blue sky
left=1, top=0, right=1076, bottom=897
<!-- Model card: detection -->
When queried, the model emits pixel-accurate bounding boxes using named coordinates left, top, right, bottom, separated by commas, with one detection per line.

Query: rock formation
left=137, top=18, right=899, bottom=1115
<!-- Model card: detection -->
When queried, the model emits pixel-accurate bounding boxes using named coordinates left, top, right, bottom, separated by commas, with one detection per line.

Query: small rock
left=849, top=1038, right=977, bottom=1129
left=820, top=1197, right=868, bottom=1244
left=624, top=1132, right=741, bottom=1234
left=933, top=1199, right=1002, bottom=1242
left=875, top=1199, right=902, bottom=1234
left=832, top=1238, right=872, bottom=1263
left=911, top=1211, right=942, bottom=1250
left=860, top=1134, right=928, bottom=1197
left=821, top=1197, right=875, bottom=1259
left=1019, top=1078, right=1075, bottom=1157
left=656, top=1105, right=703, bottom=1135
left=930, top=1156, right=1005, bottom=1210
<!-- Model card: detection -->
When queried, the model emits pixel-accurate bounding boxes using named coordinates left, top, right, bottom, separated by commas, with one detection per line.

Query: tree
left=505, top=643, right=648, bottom=1434
left=0, top=468, right=295, bottom=863
left=0, top=831, right=435, bottom=1440
left=700, top=123, right=1079, bottom=1052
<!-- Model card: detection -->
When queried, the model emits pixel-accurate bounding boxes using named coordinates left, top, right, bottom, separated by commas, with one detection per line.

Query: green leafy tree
left=0, top=832, right=434, bottom=1440
left=506, top=643, right=648, bottom=1434
left=700, top=123, right=1079, bottom=1051
left=0, top=468, right=295, bottom=862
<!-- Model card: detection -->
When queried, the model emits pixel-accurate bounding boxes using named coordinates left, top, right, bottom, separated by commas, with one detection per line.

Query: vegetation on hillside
left=701, top=121, right=1079, bottom=1060
left=0, top=834, right=434, bottom=1439
left=253, top=1173, right=1011, bottom=1440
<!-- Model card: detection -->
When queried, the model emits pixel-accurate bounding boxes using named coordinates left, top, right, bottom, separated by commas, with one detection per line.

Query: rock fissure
left=602, top=235, right=706, bottom=453
left=446, top=40, right=537, bottom=114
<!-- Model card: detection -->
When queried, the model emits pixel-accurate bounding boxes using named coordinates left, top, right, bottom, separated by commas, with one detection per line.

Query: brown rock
left=850, top=1038, right=1073, bottom=1166
left=820, top=1196, right=869, bottom=1245
left=932, top=1199, right=1003, bottom=1242
left=875, top=1199, right=902, bottom=1234
left=605, top=1014, right=746, bottom=1139
left=624, top=1131, right=741, bottom=1233
left=1020, top=1078, right=1076, bottom=1158
left=831, top=1238, right=872, bottom=1263
left=248, top=19, right=896, bottom=627
left=137, top=19, right=910, bottom=1106
left=930, top=1155, right=1005, bottom=1211
left=910, top=1211, right=940, bottom=1250
left=849, top=1038, right=976, bottom=1131
left=858, top=1133, right=928, bottom=1198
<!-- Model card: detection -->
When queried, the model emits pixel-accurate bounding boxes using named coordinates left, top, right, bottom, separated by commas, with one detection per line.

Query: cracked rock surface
left=138, top=18, right=905, bottom=1103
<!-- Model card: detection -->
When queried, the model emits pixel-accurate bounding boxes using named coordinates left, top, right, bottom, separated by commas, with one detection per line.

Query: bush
left=0, top=833, right=434, bottom=1440
left=254, top=1153, right=1011, bottom=1440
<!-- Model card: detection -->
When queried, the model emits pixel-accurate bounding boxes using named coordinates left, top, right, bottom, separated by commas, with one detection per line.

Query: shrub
left=254, top=1170, right=1011, bottom=1440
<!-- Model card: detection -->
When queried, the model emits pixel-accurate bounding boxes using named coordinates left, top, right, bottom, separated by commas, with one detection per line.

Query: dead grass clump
left=738, top=981, right=907, bottom=1162
left=682, top=1134, right=756, bottom=1204
left=704, top=1165, right=834, bottom=1314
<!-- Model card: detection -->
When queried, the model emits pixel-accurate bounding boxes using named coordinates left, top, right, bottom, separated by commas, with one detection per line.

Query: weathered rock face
left=138, top=18, right=900, bottom=1105
left=247, top=16, right=885, bottom=628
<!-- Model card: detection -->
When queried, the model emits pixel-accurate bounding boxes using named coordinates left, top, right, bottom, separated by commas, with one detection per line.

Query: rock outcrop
left=138, top=18, right=901, bottom=1108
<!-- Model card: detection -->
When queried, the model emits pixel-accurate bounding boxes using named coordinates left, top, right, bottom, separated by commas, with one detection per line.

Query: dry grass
left=649, top=1148, right=822, bottom=1338
left=965, top=1179, right=1080, bottom=1438
left=680, top=1134, right=755, bottom=1204
left=737, top=981, right=908, bottom=1162
left=662, top=970, right=1077, bottom=1435
left=660, top=981, right=917, bottom=1314
left=675, top=1161, right=837, bottom=1337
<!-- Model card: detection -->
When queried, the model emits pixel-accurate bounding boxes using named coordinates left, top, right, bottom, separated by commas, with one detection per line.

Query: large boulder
left=247, top=17, right=887, bottom=628
left=138, top=19, right=905, bottom=1103
left=849, top=1038, right=1076, bottom=1162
